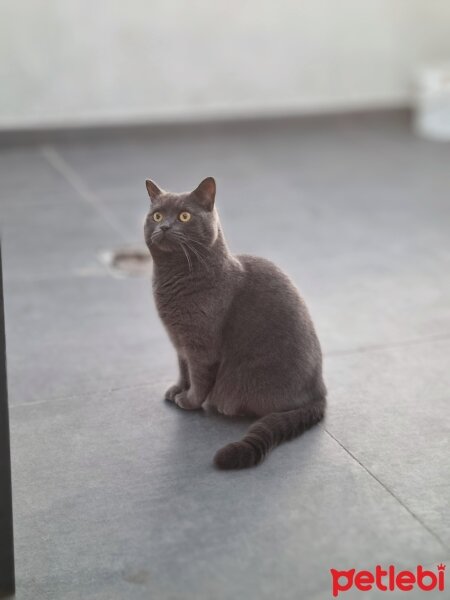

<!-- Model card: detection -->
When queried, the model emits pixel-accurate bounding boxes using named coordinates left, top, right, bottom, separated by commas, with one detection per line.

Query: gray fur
left=144, top=177, right=326, bottom=469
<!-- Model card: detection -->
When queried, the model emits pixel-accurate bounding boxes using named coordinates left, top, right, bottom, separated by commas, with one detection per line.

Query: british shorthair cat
left=144, top=177, right=326, bottom=469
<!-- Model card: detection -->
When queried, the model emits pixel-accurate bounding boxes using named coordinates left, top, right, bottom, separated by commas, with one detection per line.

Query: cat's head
left=144, top=177, right=218, bottom=253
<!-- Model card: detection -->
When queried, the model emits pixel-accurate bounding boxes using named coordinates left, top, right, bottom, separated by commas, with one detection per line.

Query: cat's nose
left=160, top=223, right=170, bottom=232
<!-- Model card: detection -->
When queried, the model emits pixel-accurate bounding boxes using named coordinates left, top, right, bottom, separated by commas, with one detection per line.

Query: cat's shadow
left=165, top=398, right=253, bottom=423
left=163, top=397, right=255, bottom=465
left=160, top=401, right=324, bottom=486
left=164, top=397, right=254, bottom=429
left=162, top=396, right=323, bottom=478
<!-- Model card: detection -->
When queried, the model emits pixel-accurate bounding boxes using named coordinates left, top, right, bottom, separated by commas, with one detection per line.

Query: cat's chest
left=153, top=280, right=215, bottom=343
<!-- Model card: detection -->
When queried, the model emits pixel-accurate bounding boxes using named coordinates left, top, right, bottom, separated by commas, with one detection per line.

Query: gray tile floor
left=1, top=111, right=449, bottom=599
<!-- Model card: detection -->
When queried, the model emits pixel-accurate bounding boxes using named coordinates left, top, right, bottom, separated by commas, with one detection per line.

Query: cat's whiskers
left=172, top=232, right=210, bottom=271
left=150, top=231, right=163, bottom=245
left=177, top=240, right=193, bottom=273
left=180, top=235, right=210, bottom=257
left=173, top=233, right=200, bottom=273
left=189, top=246, right=210, bottom=271
left=187, top=238, right=211, bottom=251
left=181, top=239, right=210, bottom=271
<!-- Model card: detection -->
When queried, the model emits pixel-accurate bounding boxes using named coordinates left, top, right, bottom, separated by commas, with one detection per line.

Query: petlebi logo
left=330, top=563, right=445, bottom=597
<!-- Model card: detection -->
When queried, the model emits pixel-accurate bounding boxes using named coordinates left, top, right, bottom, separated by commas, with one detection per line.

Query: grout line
left=3, top=266, right=146, bottom=285
left=4, top=268, right=111, bottom=285
left=9, top=378, right=171, bottom=410
left=325, top=332, right=450, bottom=358
left=324, top=427, right=450, bottom=553
left=40, top=144, right=132, bottom=243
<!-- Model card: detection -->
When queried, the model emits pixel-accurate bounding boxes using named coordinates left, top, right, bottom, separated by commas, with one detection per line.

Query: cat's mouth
left=150, top=231, right=176, bottom=251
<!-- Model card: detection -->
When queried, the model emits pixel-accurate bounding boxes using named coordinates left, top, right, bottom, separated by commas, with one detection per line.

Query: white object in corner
left=414, top=62, right=450, bottom=140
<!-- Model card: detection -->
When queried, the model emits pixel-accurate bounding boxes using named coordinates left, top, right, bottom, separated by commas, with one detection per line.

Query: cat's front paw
left=164, top=384, right=184, bottom=402
left=174, top=390, right=201, bottom=411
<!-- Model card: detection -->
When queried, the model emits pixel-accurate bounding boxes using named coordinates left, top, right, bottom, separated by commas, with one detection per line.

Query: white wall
left=1, top=0, right=450, bottom=128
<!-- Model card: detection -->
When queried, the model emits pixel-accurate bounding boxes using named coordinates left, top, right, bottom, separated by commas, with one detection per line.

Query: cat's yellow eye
left=153, top=212, right=163, bottom=222
left=179, top=211, right=191, bottom=223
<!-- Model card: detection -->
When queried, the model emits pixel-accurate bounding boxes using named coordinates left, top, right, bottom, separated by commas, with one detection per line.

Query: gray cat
left=144, top=177, right=326, bottom=469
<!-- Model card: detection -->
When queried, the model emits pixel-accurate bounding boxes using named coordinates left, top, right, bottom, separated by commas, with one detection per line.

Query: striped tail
left=214, top=397, right=325, bottom=470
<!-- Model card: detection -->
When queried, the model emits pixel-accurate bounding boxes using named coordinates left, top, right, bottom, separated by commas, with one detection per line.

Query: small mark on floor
left=122, top=568, right=151, bottom=585
left=99, top=247, right=152, bottom=277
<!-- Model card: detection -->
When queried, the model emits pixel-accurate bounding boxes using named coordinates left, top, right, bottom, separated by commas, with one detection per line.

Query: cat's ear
left=145, top=179, right=164, bottom=203
left=192, top=177, right=216, bottom=211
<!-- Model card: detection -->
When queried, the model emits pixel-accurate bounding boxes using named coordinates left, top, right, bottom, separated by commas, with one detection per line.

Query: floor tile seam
left=326, top=332, right=450, bottom=358
left=324, top=427, right=449, bottom=553
left=40, top=144, right=134, bottom=243
left=8, top=380, right=169, bottom=410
